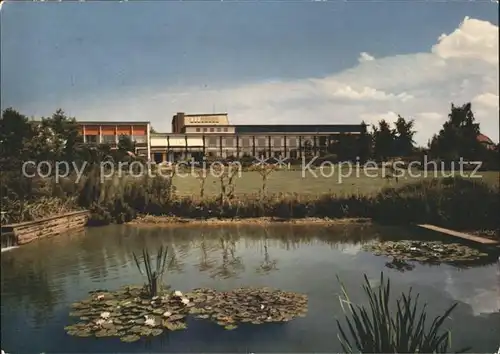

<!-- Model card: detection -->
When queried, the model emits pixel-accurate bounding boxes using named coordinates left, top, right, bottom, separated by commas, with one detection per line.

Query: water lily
left=144, top=315, right=156, bottom=327
left=97, top=294, right=105, bottom=300
left=181, top=298, right=190, bottom=305
left=152, top=296, right=159, bottom=300
left=163, top=311, right=172, bottom=318
left=174, top=290, right=183, bottom=297
left=100, top=311, right=111, bottom=319
left=95, top=319, right=105, bottom=326
left=260, top=304, right=265, bottom=310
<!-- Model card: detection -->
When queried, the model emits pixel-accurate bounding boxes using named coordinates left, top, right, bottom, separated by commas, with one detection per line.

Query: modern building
left=78, top=121, right=151, bottom=159
left=77, top=113, right=366, bottom=163
left=149, top=112, right=366, bottom=163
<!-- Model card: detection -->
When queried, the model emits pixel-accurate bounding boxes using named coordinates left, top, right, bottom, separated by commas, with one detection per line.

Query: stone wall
left=1, top=210, right=89, bottom=245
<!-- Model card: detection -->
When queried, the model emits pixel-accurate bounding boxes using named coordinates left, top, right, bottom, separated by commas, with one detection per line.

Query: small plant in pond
left=132, top=246, right=173, bottom=298
left=336, top=272, right=470, bottom=353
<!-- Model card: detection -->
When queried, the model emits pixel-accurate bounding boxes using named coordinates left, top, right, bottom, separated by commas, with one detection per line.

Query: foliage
left=372, top=120, right=396, bottom=161
left=429, top=103, right=484, bottom=161
left=393, top=115, right=415, bottom=157
left=336, top=273, right=468, bottom=353
left=372, top=177, right=499, bottom=231
left=132, top=246, right=173, bottom=298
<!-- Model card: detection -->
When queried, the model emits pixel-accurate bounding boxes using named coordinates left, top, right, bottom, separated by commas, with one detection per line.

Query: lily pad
left=120, top=334, right=141, bottom=343
left=163, top=321, right=187, bottom=331
left=151, top=328, right=163, bottom=336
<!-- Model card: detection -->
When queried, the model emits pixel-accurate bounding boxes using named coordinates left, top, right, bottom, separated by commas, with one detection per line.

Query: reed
left=132, top=246, right=173, bottom=298
left=336, top=273, right=469, bottom=353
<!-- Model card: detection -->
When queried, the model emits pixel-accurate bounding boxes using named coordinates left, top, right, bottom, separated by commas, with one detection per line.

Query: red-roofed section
left=477, top=134, right=496, bottom=150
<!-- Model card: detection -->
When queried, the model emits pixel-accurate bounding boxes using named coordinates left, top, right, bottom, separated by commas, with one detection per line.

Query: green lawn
left=171, top=168, right=500, bottom=197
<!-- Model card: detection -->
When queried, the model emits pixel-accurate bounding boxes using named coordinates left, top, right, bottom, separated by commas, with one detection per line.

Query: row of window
left=194, top=127, right=229, bottom=133
left=204, top=137, right=320, bottom=148
left=83, top=135, right=147, bottom=144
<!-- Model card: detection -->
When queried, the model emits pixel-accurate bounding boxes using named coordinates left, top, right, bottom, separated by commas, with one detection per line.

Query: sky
left=1, top=0, right=498, bottom=146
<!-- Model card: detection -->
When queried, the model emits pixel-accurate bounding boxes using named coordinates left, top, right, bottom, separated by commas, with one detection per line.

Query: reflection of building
left=77, top=112, right=366, bottom=162
left=78, top=121, right=151, bottom=158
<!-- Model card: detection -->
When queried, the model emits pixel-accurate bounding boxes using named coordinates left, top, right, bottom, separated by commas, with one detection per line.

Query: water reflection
left=1, top=223, right=499, bottom=353
left=256, top=227, right=278, bottom=274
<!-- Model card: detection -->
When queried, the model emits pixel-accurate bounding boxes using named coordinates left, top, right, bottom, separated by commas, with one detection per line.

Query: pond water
left=1, top=223, right=499, bottom=353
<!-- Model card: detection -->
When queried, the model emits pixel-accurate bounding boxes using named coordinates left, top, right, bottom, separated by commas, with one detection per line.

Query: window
left=102, top=135, right=116, bottom=144
left=85, top=135, right=98, bottom=143
left=242, top=138, right=250, bottom=147
left=203, top=128, right=207, bottom=132
left=210, top=128, right=214, bottom=132
left=257, top=137, right=267, bottom=147
left=208, top=137, right=217, bottom=146
left=288, top=137, right=297, bottom=147
left=225, top=137, right=234, bottom=147
left=217, top=128, right=221, bottom=132
left=273, top=138, right=281, bottom=147
left=196, top=128, right=201, bottom=132
left=134, top=136, right=146, bottom=144
left=223, top=128, right=228, bottom=132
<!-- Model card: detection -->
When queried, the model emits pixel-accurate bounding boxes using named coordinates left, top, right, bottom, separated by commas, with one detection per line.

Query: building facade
left=148, top=112, right=366, bottom=163
left=78, top=121, right=151, bottom=159
left=77, top=113, right=366, bottom=163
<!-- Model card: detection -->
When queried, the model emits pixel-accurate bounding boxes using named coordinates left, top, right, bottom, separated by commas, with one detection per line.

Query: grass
left=172, top=169, right=500, bottom=197
left=2, top=165, right=498, bottom=235
left=336, top=272, right=469, bottom=353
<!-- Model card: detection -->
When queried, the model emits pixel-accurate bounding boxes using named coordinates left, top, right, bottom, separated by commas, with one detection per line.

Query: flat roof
left=235, top=124, right=364, bottom=134
left=78, top=121, right=150, bottom=125
left=175, top=112, right=228, bottom=117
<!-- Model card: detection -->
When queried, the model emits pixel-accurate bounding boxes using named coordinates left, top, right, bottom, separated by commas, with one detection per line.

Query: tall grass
left=132, top=246, right=173, bottom=298
left=336, top=273, right=469, bottom=353
left=2, top=165, right=498, bottom=235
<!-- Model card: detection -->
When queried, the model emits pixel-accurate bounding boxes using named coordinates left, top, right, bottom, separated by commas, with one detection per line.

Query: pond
left=1, top=223, right=499, bottom=353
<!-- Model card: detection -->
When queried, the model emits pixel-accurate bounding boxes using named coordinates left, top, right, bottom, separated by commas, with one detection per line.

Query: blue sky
left=1, top=1, right=498, bottom=145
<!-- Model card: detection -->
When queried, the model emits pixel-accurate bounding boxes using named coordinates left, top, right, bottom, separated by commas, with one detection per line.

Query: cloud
left=432, top=16, right=498, bottom=65
left=472, top=92, right=499, bottom=108
left=358, top=52, right=375, bottom=63
left=25, top=16, right=499, bottom=146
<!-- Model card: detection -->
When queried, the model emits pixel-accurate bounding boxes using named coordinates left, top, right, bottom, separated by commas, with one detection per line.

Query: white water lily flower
left=174, top=290, right=183, bottom=297
left=152, top=296, right=159, bottom=300
left=100, top=311, right=111, bottom=319
left=163, top=311, right=172, bottom=318
left=260, top=304, right=265, bottom=310
left=144, top=315, right=156, bottom=327
left=181, top=298, right=190, bottom=305
left=95, top=319, right=105, bottom=326
left=97, top=294, right=105, bottom=300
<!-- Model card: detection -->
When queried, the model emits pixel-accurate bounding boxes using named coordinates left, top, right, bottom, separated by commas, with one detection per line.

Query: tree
left=118, top=134, right=135, bottom=153
left=39, top=109, right=80, bottom=162
left=429, top=103, right=483, bottom=161
left=0, top=108, right=35, bottom=168
left=393, top=115, right=415, bottom=157
left=372, top=120, right=395, bottom=161
left=357, top=121, right=372, bottom=163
